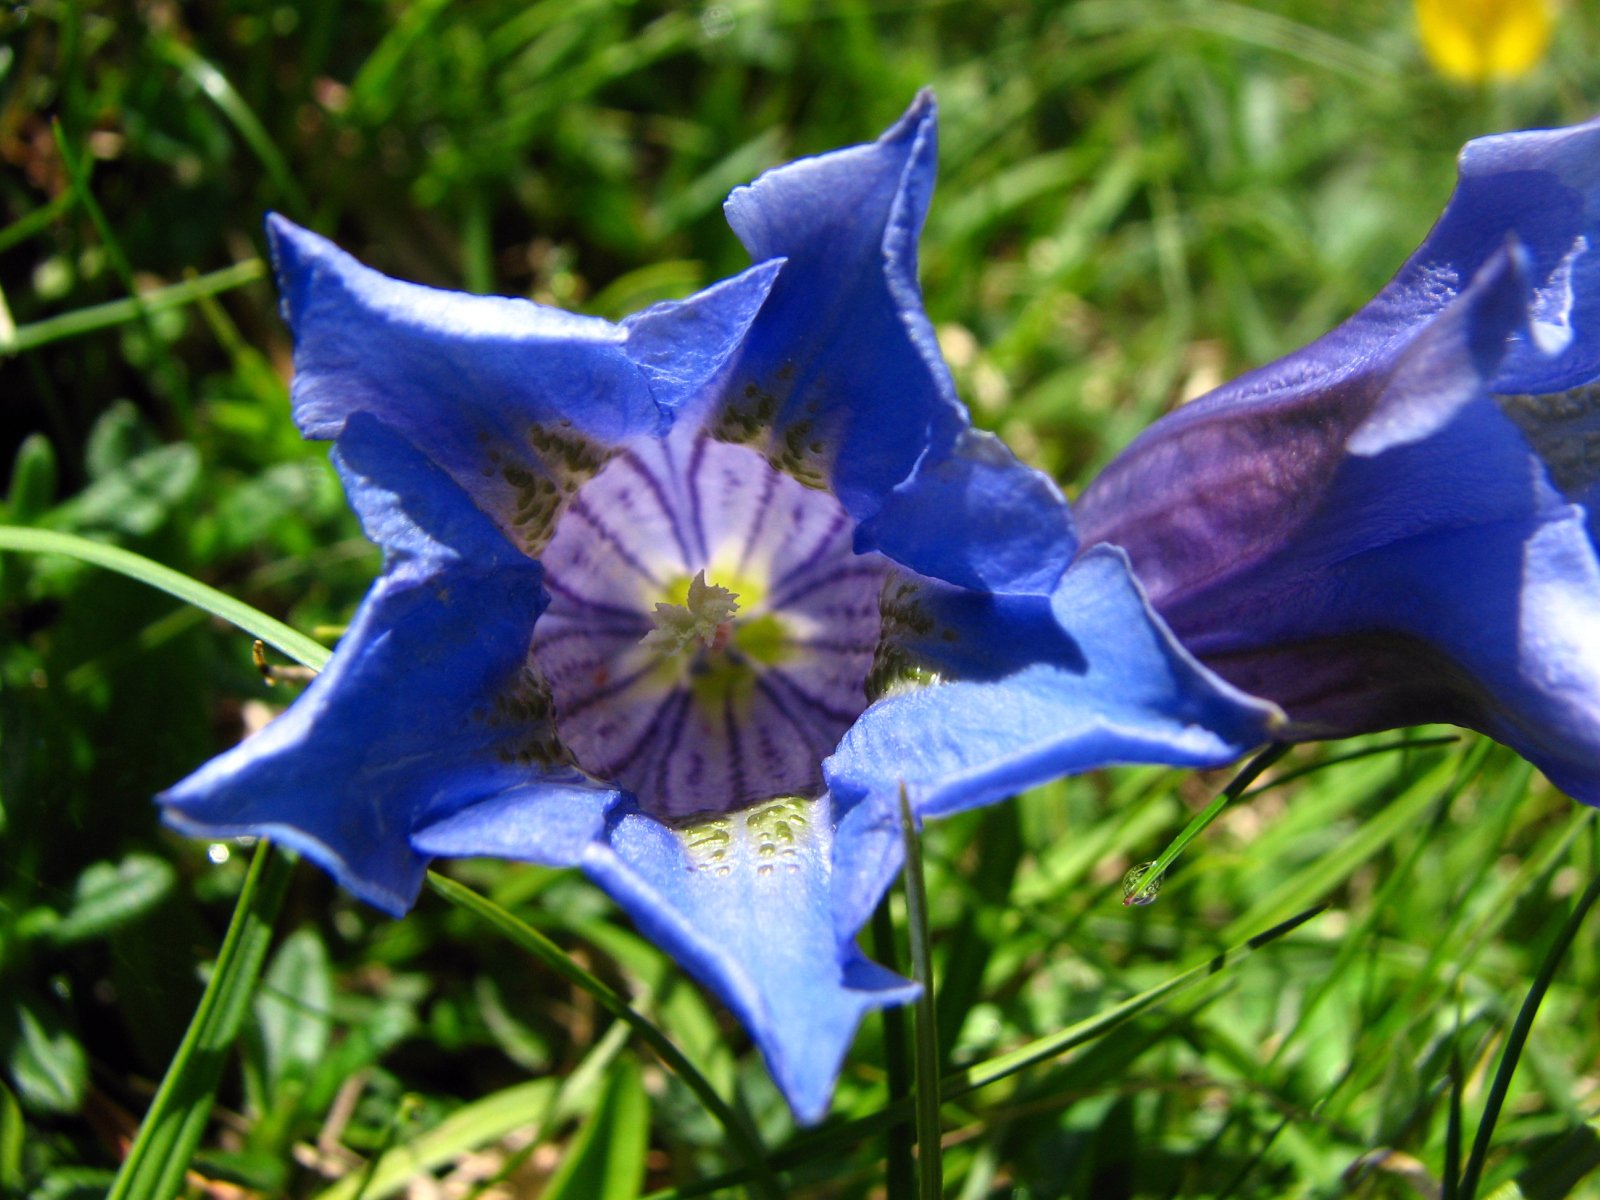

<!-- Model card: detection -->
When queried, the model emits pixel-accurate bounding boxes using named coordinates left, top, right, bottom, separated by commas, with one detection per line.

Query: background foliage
left=3, top=0, right=1600, bottom=1196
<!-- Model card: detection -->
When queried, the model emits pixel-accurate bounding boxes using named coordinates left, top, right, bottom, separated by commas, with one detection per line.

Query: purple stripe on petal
left=765, top=507, right=855, bottom=597
left=755, top=672, right=849, bottom=753
left=612, top=447, right=698, bottom=575
left=763, top=664, right=866, bottom=728
left=565, top=496, right=667, bottom=588
left=768, top=559, right=885, bottom=613
left=737, top=463, right=783, bottom=576
left=540, top=575, right=651, bottom=625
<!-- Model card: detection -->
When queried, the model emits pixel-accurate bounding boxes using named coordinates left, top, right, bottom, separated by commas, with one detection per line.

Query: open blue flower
left=1076, top=116, right=1600, bottom=804
left=160, top=94, right=1275, bottom=1122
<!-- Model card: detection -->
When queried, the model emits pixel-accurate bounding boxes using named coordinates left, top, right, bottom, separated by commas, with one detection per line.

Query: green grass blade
left=952, top=903, right=1323, bottom=1095
left=541, top=1058, right=649, bottom=1200
left=899, top=787, right=943, bottom=1200
left=643, top=904, right=1325, bottom=1200
left=424, top=872, right=780, bottom=1200
left=1122, top=743, right=1289, bottom=905
left=869, top=899, right=916, bottom=1200
left=312, top=1080, right=558, bottom=1200
left=0, top=526, right=331, bottom=670
left=4, top=260, right=267, bottom=356
left=1459, top=852, right=1600, bottom=1200
left=0, top=192, right=73, bottom=255
left=107, top=842, right=293, bottom=1200
left=152, top=38, right=310, bottom=217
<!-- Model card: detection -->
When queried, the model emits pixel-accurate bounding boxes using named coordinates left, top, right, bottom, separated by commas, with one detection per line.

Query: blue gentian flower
left=160, top=94, right=1275, bottom=1122
left=1076, top=116, right=1600, bottom=804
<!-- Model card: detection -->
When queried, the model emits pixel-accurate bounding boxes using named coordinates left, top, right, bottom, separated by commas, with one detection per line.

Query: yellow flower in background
left=1416, top=0, right=1553, bottom=82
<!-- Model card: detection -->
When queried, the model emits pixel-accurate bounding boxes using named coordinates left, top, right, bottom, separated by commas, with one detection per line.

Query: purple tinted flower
left=1077, top=117, right=1600, bottom=803
left=160, top=94, right=1275, bottom=1121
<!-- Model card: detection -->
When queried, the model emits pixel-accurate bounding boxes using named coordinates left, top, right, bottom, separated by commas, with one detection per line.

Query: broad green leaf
left=5, top=434, right=57, bottom=524
left=542, top=1057, right=650, bottom=1200
left=85, top=400, right=158, bottom=481
left=1, top=992, right=87, bottom=1114
left=52, top=854, right=177, bottom=945
left=0, top=1078, right=24, bottom=1191
left=45, top=443, right=199, bottom=540
left=253, top=926, right=333, bottom=1089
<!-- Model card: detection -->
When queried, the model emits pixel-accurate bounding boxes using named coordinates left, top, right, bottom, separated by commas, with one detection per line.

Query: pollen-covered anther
left=640, top=571, right=741, bottom=655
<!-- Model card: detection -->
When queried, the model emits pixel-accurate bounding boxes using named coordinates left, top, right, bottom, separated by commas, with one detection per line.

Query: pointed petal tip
left=261, top=214, right=350, bottom=330
left=1348, top=239, right=1534, bottom=458
left=158, top=800, right=423, bottom=919
left=887, top=88, right=938, bottom=143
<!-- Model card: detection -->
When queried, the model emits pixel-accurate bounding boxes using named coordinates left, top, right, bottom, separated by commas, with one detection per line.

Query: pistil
left=641, top=571, right=741, bottom=655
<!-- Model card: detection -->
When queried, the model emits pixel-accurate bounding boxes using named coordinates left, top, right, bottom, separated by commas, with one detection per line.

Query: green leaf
left=5, top=434, right=57, bottom=523
left=45, top=443, right=198, bottom=539
left=1459, top=859, right=1600, bottom=1200
left=1, top=992, right=87, bottom=1114
left=1, top=1078, right=26, bottom=1191
left=899, top=787, right=943, bottom=1200
left=51, top=854, right=177, bottom=945
left=1510, top=1115, right=1600, bottom=1199
left=253, top=926, right=333, bottom=1089
left=85, top=401, right=159, bottom=480
left=543, top=1057, right=650, bottom=1200
left=311, top=1080, right=558, bottom=1200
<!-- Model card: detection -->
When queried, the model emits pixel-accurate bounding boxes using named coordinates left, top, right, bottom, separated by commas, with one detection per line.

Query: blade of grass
left=869, top=899, right=915, bottom=1200
left=424, top=871, right=781, bottom=1200
left=899, top=787, right=943, bottom=1200
left=51, top=121, right=194, bottom=436
left=0, top=526, right=331, bottom=670
left=0, top=192, right=74, bottom=255
left=1122, top=743, right=1289, bottom=905
left=1458, top=865, right=1600, bottom=1200
left=4, top=260, right=267, bottom=356
left=643, top=904, right=1326, bottom=1200
left=152, top=38, right=310, bottom=217
left=313, top=1081, right=558, bottom=1200
left=107, top=841, right=293, bottom=1200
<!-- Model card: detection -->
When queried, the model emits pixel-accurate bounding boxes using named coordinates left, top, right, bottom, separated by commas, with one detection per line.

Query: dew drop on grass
left=1122, top=862, right=1164, bottom=907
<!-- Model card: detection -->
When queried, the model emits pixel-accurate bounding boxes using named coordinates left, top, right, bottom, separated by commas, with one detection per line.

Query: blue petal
left=266, top=217, right=778, bottom=554
left=824, top=547, right=1281, bottom=940
left=718, top=92, right=967, bottom=517
left=622, top=261, right=784, bottom=420
left=1078, top=224, right=1600, bottom=801
left=1196, top=507, right=1600, bottom=806
left=1177, top=411, right=1600, bottom=803
left=578, top=800, right=919, bottom=1124
left=856, top=429, right=1079, bottom=594
left=1153, top=117, right=1600, bottom=419
left=1418, top=118, right=1600, bottom=393
left=1075, top=245, right=1532, bottom=606
left=409, top=775, right=623, bottom=866
left=158, top=417, right=549, bottom=915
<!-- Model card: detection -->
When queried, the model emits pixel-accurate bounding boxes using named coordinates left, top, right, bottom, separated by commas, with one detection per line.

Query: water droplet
left=1122, top=862, right=1163, bottom=907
